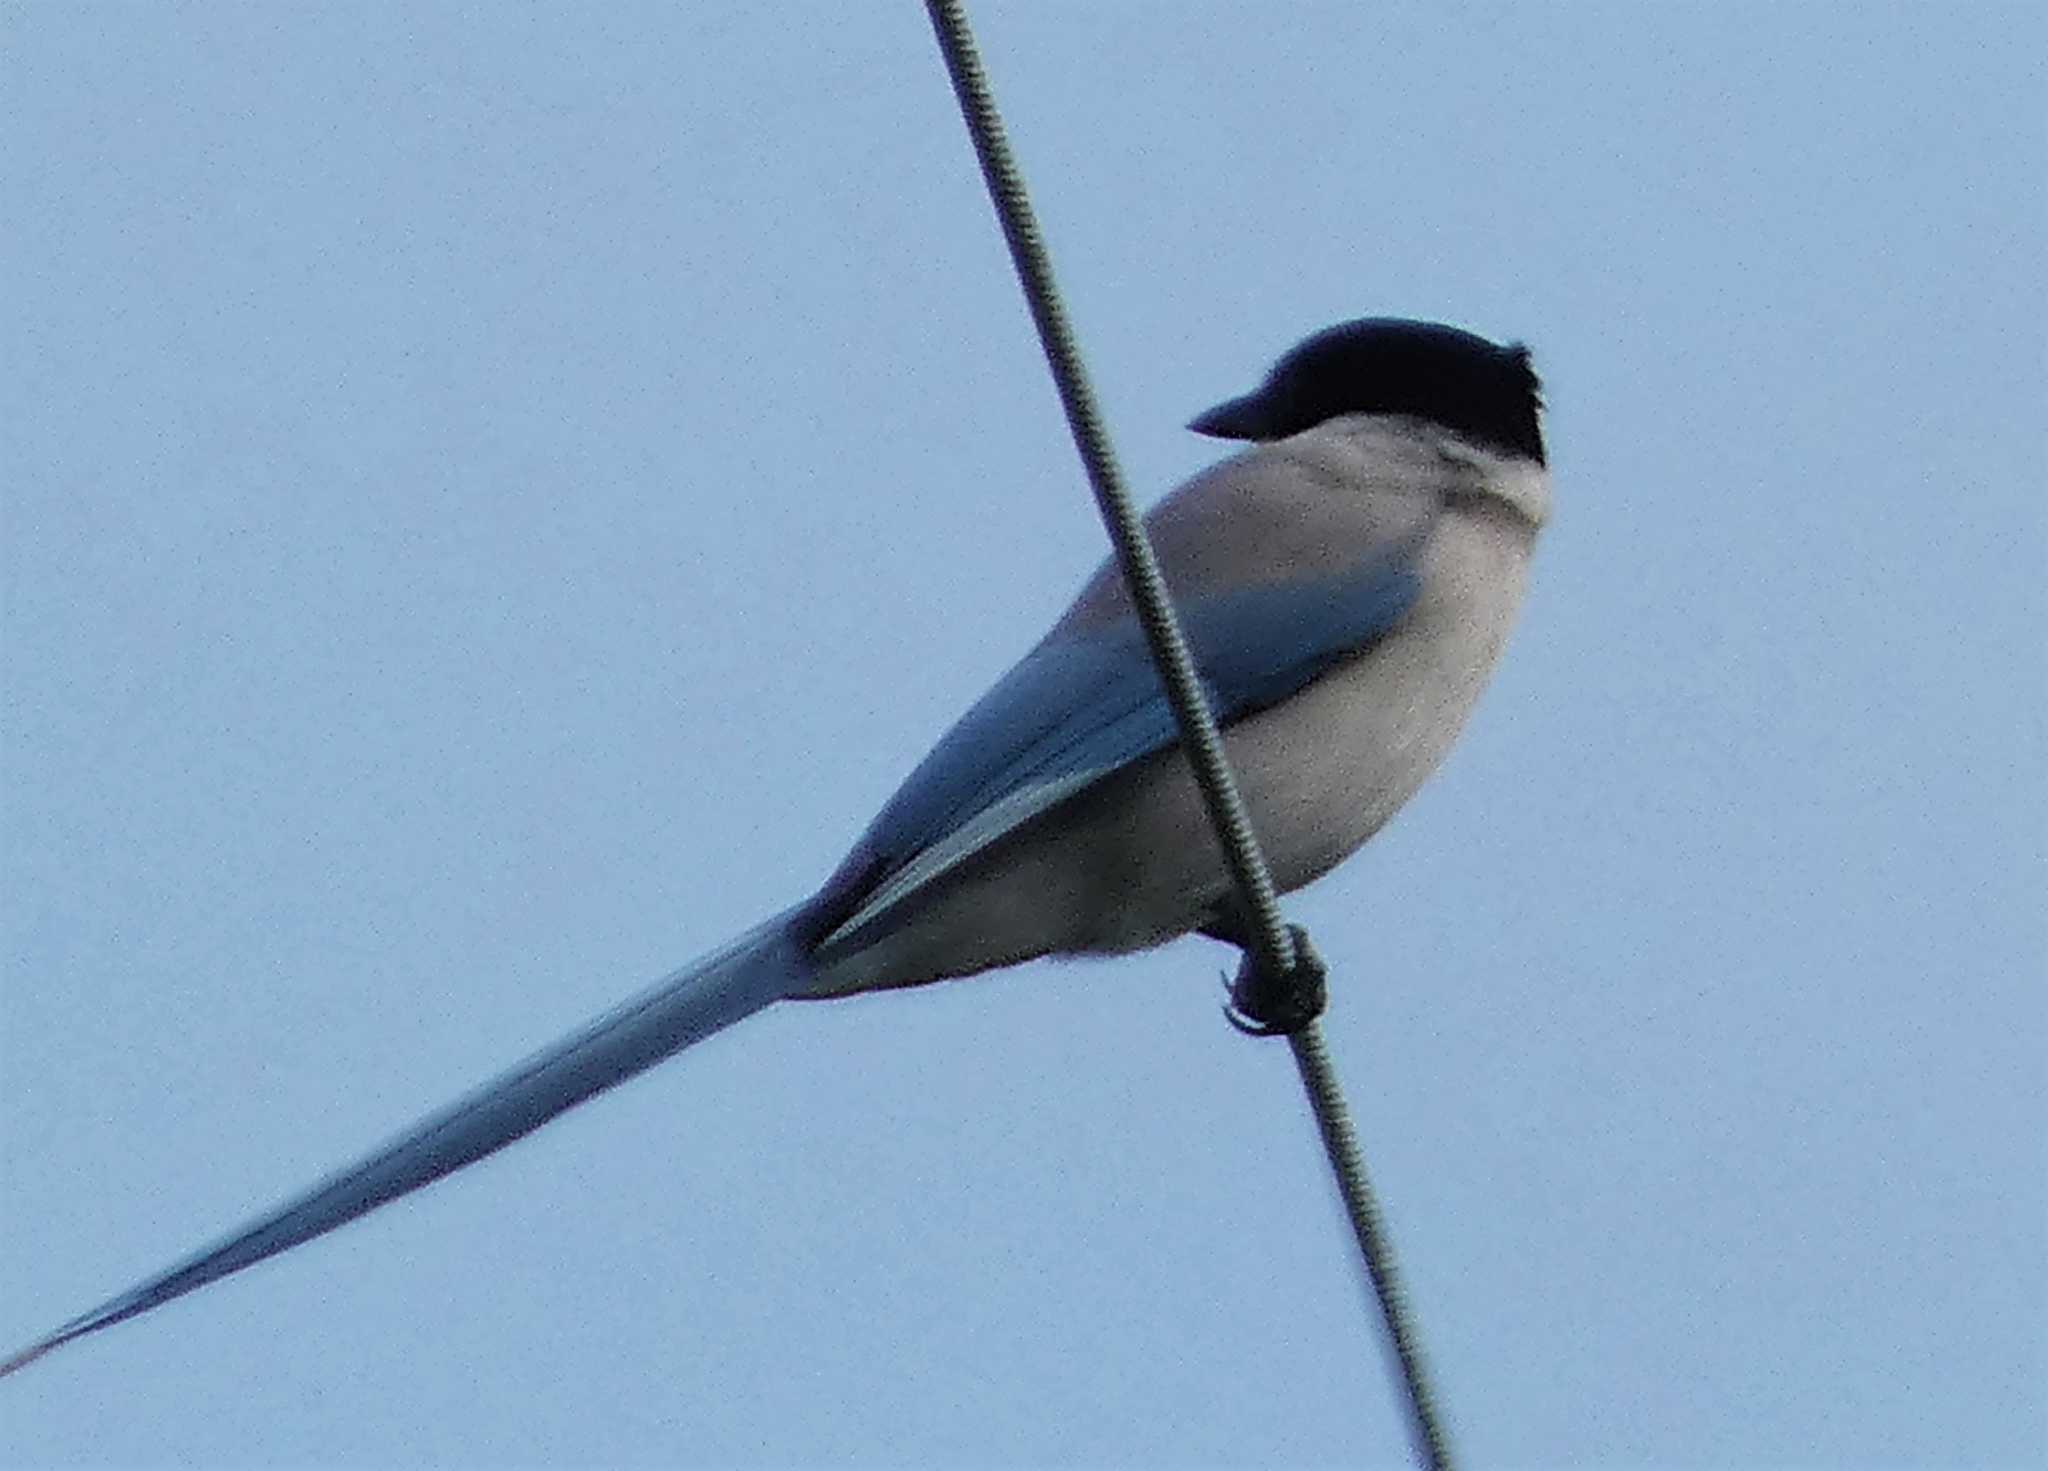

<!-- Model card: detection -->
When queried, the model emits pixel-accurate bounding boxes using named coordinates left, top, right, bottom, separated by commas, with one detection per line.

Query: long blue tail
left=1, top=906, right=818, bottom=1377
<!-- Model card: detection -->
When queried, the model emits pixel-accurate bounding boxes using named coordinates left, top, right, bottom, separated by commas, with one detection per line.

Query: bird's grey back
left=809, top=414, right=1545, bottom=993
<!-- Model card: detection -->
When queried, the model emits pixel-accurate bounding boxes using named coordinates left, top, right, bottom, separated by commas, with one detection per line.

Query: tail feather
left=1, top=906, right=818, bottom=1377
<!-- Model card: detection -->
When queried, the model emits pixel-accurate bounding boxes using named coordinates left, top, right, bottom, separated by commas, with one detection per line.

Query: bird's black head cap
left=1189, top=318, right=1545, bottom=466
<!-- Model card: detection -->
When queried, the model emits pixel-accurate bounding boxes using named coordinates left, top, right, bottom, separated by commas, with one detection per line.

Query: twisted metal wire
left=921, top=4, right=1454, bottom=1466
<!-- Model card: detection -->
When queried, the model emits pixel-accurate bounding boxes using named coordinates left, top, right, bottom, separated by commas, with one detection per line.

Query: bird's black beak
left=1186, top=392, right=1269, bottom=440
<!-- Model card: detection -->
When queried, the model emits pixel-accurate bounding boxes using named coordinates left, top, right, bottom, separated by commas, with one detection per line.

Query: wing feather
left=821, top=536, right=1425, bottom=950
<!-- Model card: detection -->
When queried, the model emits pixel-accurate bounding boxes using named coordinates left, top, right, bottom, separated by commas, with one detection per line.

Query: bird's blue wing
left=822, top=539, right=1425, bottom=949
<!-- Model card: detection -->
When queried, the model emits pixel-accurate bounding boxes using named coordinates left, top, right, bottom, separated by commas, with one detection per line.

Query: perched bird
left=1, top=317, right=1548, bottom=1376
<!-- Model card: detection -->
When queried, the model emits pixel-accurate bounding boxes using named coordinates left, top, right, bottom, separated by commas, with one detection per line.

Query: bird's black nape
left=1189, top=318, right=1545, bottom=467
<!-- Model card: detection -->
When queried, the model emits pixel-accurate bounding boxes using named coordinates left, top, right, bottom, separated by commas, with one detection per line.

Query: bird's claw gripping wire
left=1224, top=924, right=1328, bottom=1036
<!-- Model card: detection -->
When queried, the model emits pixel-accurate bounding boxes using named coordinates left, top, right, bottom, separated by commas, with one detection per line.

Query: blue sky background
left=2, top=4, right=2042, bottom=1467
